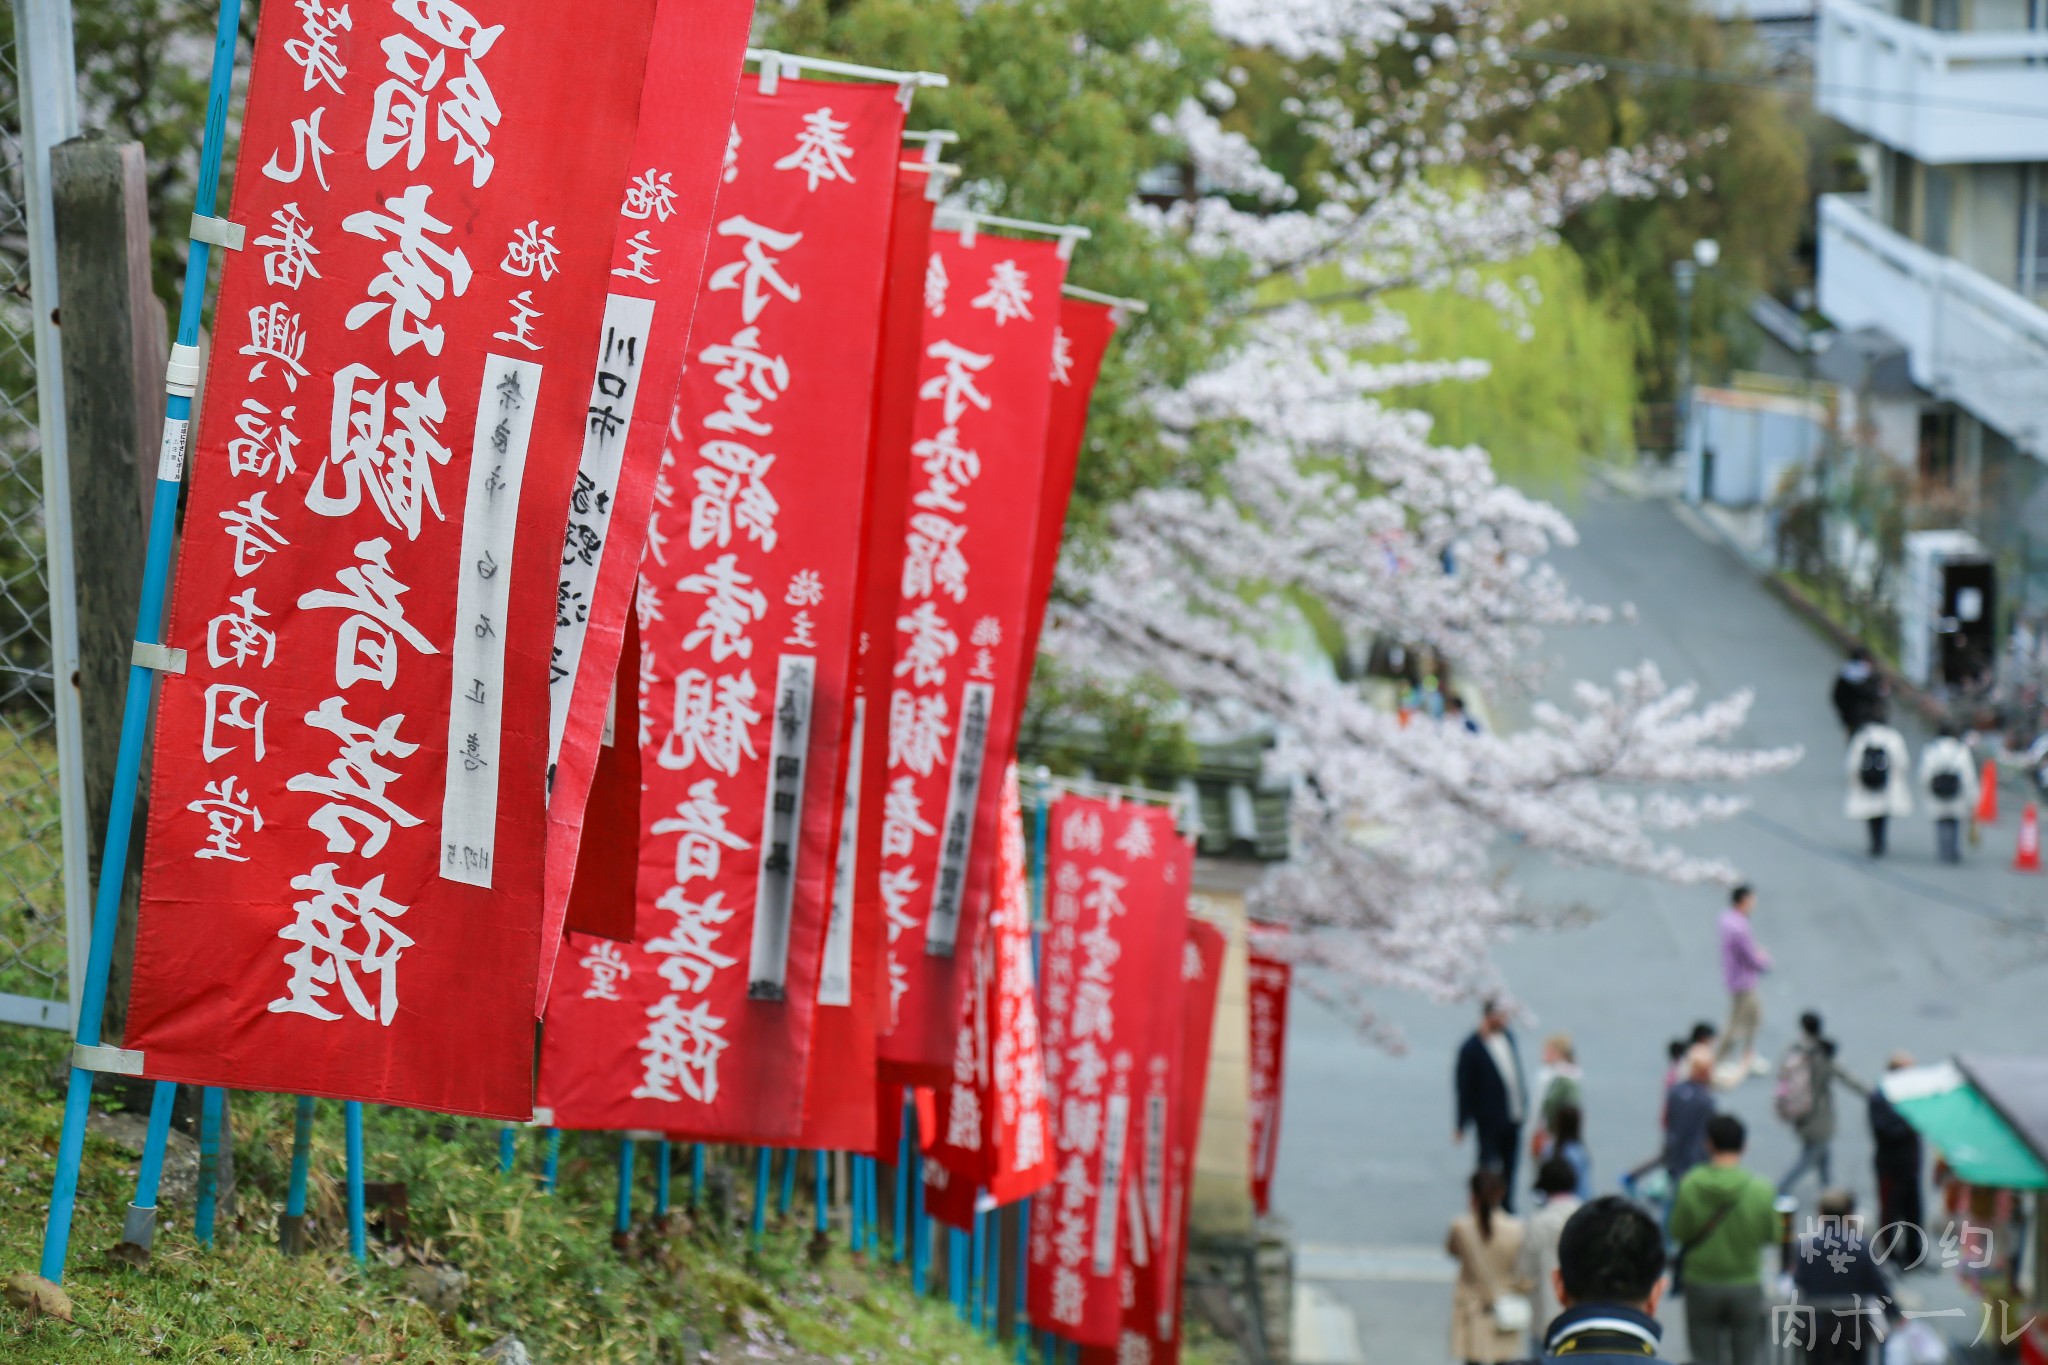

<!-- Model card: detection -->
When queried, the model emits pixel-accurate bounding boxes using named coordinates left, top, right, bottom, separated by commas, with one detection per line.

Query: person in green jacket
left=1667, top=1113, right=1781, bottom=1365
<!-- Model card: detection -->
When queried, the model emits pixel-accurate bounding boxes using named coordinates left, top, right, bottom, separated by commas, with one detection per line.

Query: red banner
left=798, top=156, right=943, bottom=1153
left=1027, top=796, right=1191, bottom=1346
left=1248, top=933, right=1292, bottom=1218
left=925, top=765, right=1054, bottom=1225
left=1084, top=917, right=1225, bottom=1365
left=1012, top=297, right=1115, bottom=730
left=126, top=0, right=660, bottom=1116
left=875, top=227, right=1067, bottom=1081
left=537, top=73, right=905, bottom=1139
left=536, top=0, right=755, bottom=1010
left=561, top=612, right=641, bottom=942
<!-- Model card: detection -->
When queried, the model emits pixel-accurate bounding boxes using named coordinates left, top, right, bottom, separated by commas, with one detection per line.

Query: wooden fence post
left=49, top=131, right=164, bottom=1047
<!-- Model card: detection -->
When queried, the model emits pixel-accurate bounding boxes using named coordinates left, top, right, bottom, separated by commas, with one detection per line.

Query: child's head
left=1544, top=1033, right=1575, bottom=1066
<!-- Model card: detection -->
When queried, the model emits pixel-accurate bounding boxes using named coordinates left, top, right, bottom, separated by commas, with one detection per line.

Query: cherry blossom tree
left=1043, top=1, right=1799, bottom=1032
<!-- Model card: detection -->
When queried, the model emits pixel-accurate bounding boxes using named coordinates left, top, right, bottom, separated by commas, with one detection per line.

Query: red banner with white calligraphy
left=1027, top=795, right=1190, bottom=1346
left=1011, top=296, right=1115, bottom=733
left=875, top=227, right=1067, bottom=1082
left=126, top=0, right=660, bottom=1117
left=537, top=72, right=905, bottom=1139
left=1083, top=916, right=1225, bottom=1365
left=924, top=764, right=1054, bottom=1226
left=1248, top=931, right=1292, bottom=1219
left=797, top=155, right=943, bottom=1153
left=536, top=0, right=755, bottom=1010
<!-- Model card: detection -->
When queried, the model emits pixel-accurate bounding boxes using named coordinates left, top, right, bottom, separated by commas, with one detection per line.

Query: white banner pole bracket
left=188, top=213, right=244, bottom=252
left=130, top=642, right=186, bottom=675
left=71, top=1044, right=144, bottom=1076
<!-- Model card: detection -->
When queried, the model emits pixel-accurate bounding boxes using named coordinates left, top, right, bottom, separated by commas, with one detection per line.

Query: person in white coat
left=1919, top=724, right=1978, bottom=865
left=1846, top=706, right=1912, bottom=858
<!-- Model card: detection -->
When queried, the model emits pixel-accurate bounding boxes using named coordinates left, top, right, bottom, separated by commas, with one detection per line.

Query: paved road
left=1274, top=485, right=2048, bottom=1362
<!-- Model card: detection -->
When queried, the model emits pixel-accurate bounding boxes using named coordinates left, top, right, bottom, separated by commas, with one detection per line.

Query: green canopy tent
left=1879, top=1060, right=2048, bottom=1190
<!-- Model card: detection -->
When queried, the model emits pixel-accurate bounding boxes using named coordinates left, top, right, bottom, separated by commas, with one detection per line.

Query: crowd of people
left=1445, top=885, right=1938, bottom=1365
left=1421, top=649, right=1993, bottom=1364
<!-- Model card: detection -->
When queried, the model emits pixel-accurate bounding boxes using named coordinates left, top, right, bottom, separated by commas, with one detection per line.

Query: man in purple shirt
left=1716, top=885, right=1772, bottom=1078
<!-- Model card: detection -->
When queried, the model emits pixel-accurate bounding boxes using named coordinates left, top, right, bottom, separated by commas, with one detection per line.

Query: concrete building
left=1814, top=0, right=2048, bottom=616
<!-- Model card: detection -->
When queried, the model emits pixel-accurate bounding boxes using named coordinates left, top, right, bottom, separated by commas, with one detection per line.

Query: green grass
left=0, top=729, right=69, bottom=1004
left=0, top=1024, right=1146, bottom=1363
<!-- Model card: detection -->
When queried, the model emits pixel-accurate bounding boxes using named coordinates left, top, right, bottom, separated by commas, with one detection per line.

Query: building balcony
left=1818, top=193, right=2048, bottom=455
left=1817, top=0, right=2048, bottom=163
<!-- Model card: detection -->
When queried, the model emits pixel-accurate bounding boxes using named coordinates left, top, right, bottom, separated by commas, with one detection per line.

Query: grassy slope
left=0, top=1025, right=1109, bottom=1364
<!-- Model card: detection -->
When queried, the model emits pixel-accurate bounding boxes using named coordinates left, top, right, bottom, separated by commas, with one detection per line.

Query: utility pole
left=1672, top=237, right=1720, bottom=461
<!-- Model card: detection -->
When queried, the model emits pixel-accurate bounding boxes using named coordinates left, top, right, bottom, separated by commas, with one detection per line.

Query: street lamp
left=1673, top=238, right=1719, bottom=452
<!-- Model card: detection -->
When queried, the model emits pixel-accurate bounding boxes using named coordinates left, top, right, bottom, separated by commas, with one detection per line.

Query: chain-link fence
left=0, top=25, right=74, bottom=1026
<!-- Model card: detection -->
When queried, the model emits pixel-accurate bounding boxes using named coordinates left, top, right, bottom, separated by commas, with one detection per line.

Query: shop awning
left=1881, top=1061, right=2048, bottom=1190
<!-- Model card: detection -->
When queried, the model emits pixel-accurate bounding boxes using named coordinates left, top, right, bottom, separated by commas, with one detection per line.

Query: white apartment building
left=1814, top=0, right=2048, bottom=603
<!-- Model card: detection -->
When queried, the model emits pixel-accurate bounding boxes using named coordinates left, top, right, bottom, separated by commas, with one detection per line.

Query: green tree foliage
left=1363, top=245, right=1639, bottom=487
left=1521, top=0, right=1809, bottom=400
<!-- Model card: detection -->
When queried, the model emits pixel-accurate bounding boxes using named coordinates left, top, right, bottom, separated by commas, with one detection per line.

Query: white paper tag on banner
left=156, top=417, right=190, bottom=482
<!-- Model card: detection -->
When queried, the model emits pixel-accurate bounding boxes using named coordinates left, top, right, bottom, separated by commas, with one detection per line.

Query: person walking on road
left=1776, top=1011, right=1868, bottom=1200
left=1447, top=1169, right=1531, bottom=1365
left=1516, top=1157, right=1585, bottom=1346
left=1869, top=1051, right=1929, bottom=1267
left=1664, top=1046, right=1717, bottom=1189
left=1717, top=887, right=1771, bottom=1078
left=1549, top=1104, right=1593, bottom=1200
left=1532, top=1032, right=1583, bottom=1163
left=1919, top=725, right=1978, bottom=865
left=1456, top=999, right=1527, bottom=1211
left=1669, top=1113, right=1781, bottom=1365
left=1832, top=646, right=1885, bottom=737
left=1528, top=1197, right=1679, bottom=1363
left=1846, top=707, right=1912, bottom=858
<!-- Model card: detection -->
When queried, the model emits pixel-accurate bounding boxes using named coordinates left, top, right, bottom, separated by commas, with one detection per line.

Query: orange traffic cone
left=1978, top=760, right=2000, bottom=825
left=2017, top=803, right=2041, bottom=873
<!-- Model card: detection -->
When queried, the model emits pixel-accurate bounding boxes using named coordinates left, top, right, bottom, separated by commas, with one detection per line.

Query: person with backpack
left=1845, top=705, right=1912, bottom=858
left=1669, top=1114, right=1780, bottom=1365
left=1919, top=724, right=1978, bottom=865
left=1776, top=1011, right=1869, bottom=1200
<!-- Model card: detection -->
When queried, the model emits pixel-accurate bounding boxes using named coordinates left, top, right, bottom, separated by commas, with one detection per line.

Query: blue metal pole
left=1015, top=1197, right=1033, bottom=1363
left=654, top=1140, right=672, bottom=1220
left=895, top=1095, right=911, bottom=1264
left=497, top=1126, right=516, bottom=1174
left=864, top=1155, right=879, bottom=1251
left=542, top=1128, right=562, bottom=1193
left=1041, top=1332, right=1055, bottom=1365
left=850, top=1156, right=866, bottom=1253
left=614, top=1137, right=635, bottom=1240
left=280, top=1095, right=314, bottom=1255
left=345, top=1101, right=366, bottom=1263
left=912, top=1147, right=928, bottom=1295
left=814, top=1150, right=829, bottom=1234
left=193, top=1087, right=223, bottom=1247
left=752, top=1147, right=772, bottom=1244
left=35, top=0, right=246, bottom=1287
left=118, top=1080, right=178, bottom=1254
left=954, top=1226, right=970, bottom=1316
left=778, top=1145, right=795, bottom=1216
left=976, top=1206, right=991, bottom=1334
left=690, top=1142, right=704, bottom=1208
